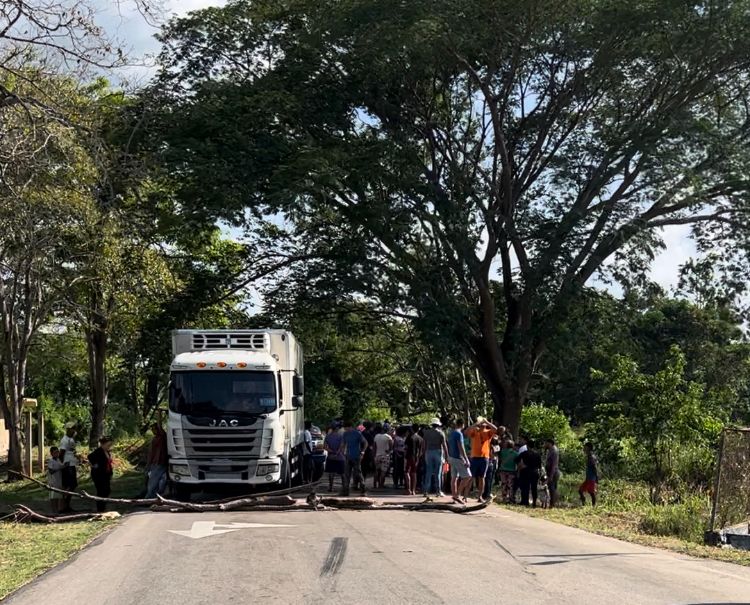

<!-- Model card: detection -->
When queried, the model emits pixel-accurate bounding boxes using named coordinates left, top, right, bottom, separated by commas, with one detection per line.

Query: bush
left=639, top=496, right=709, bottom=543
left=520, top=403, right=583, bottom=474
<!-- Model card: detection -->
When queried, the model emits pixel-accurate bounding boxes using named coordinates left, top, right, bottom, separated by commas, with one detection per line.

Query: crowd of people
left=45, top=420, right=169, bottom=514
left=321, top=417, right=599, bottom=507
left=43, top=415, right=600, bottom=514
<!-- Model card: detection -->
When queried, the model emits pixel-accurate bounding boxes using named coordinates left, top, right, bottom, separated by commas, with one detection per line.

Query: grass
left=0, top=441, right=146, bottom=600
left=502, top=476, right=750, bottom=567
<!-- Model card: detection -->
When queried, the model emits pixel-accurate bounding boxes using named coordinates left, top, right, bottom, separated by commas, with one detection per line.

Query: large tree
left=148, top=0, right=750, bottom=433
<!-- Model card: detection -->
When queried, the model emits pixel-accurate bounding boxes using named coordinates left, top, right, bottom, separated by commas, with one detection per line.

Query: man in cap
left=422, top=418, right=448, bottom=499
left=58, top=422, right=79, bottom=513
left=465, top=417, right=498, bottom=502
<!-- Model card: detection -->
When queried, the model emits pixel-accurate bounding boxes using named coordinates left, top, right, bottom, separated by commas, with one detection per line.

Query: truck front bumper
left=169, top=458, right=282, bottom=485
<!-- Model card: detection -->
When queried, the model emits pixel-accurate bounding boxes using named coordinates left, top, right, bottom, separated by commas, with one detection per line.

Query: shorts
left=325, top=458, right=345, bottom=475
left=580, top=479, right=598, bottom=494
left=448, top=457, right=471, bottom=479
left=375, top=455, right=390, bottom=473
left=470, top=457, right=489, bottom=478
left=61, top=466, right=78, bottom=491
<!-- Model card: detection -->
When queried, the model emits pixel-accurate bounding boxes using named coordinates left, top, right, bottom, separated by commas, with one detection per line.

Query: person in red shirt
left=465, top=418, right=498, bottom=502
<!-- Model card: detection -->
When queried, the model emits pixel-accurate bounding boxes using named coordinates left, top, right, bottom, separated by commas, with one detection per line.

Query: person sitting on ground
left=341, top=420, right=368, bottom=497
left=324, top=423, right=345, bottom=492
left=465, top=417, right=498, bottom=502
left=46, top=446, right=65, bottom=514
left=58, top=421, right=79, bottom=513
left=447, top=419, right=472, bottom=503
left=579, top=442, right=599, bottom=507
left=373, top=423, right=393, bottom=489
left=145, top=422, right=168, bottom=499
left=88, top=436, right=114, bottom=512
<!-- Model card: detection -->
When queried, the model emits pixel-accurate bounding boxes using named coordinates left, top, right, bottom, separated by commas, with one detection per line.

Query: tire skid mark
left=320, top=537, right=348, bottom=578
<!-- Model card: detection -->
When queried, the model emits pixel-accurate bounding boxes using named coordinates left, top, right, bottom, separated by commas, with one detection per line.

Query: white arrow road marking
left=168, top=521, right=296, bottom=540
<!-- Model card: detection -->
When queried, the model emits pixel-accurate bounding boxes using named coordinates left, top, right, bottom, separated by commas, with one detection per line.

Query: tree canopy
left=145, top=0, right=750, bottom=432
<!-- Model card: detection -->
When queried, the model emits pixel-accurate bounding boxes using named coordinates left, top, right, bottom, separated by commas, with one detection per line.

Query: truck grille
left=183, top=427, right=272, bottom=457
left=191, top=332, right=269, bottom=351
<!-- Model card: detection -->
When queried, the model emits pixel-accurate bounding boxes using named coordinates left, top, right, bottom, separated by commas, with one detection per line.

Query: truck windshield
left=169, top=371, right=277, bottom=416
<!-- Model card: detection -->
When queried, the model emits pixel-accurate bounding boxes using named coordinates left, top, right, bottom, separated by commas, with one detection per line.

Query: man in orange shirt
left=465, top=417, right=498, bottom=502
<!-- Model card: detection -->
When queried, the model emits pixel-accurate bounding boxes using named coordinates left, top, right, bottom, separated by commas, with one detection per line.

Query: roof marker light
left=196, top=362, right=207, bottom=368
left=217, top=362, right=227, bottom=368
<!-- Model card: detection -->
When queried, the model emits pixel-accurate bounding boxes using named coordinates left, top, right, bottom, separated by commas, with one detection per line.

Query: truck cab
left=167, top=330, right=304, bottom=496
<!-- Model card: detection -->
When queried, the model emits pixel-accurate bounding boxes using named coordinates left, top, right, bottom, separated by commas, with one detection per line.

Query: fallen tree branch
left=154, top=494, right=296, bottom=512
left=11, top=472, right=158, bottom=506
left=8, top=504, right=121, bottom=524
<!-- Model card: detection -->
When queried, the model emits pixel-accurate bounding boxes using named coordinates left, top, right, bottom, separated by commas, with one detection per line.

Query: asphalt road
left=7, top=501, right=750, bottom=605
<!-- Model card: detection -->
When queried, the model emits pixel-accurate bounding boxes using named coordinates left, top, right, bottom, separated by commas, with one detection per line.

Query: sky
left=104, top=0, right=697, bottom=295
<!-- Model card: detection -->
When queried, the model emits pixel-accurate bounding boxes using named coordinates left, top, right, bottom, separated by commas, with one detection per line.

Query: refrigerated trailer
left=167, top=329, right=304, bottom=497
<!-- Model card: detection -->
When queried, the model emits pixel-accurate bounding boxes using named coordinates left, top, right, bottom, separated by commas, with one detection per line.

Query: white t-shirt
left=518, top=444, right=528, bottom=454
left=59, top=435, right=78, bottom=466
left=374, top=433, right=393, bottom=457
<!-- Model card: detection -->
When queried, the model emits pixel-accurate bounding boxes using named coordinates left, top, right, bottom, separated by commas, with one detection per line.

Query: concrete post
left=37, top=413, right=45, bottom=473
left=25, top=410, right=32, bottom=476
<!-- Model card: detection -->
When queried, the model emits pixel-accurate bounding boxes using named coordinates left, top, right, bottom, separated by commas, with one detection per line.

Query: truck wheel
left=292, top=445, right=305, bottom=487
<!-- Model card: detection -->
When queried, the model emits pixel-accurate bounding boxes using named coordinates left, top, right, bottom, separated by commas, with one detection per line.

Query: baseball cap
left=430, top=417, right=441, bottom=426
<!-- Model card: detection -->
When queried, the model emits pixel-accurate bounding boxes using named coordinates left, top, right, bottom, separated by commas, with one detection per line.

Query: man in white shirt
left=58, top=422, right=79, bottom=513
left=373, top=424, right=393, bottom=489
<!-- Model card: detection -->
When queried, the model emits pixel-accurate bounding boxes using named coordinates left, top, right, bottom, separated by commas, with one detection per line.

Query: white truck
left=167, top=329, right=305, bottom=497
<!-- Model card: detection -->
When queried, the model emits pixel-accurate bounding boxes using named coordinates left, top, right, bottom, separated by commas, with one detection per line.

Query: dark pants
left=303, top=454, right=314, bottom=483
left=93, top=477, right=111, bottom=512
left=519, top=470, right=539, bottom=507
left=393, top=453, right=405, bottom=487
left=343, top=458, right=365, bottom=495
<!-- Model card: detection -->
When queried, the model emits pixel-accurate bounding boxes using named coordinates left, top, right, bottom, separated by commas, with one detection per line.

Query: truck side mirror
left=292, top=395, right=304, bottom=408
left=293, top=375, right=304, bottom=396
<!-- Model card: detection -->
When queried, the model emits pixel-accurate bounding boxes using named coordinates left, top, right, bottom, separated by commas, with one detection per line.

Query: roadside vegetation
left=0, top=444, right=145, bottom=599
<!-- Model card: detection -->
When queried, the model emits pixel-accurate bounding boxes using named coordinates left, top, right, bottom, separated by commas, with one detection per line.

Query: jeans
left=424, top=450, right=443, bottom=495
left=343, top=458, right=365, bottom=494
left=146, top=465, right=168, bottom=499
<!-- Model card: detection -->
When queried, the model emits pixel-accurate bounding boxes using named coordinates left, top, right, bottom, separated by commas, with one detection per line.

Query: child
left=579, top=442, right=599, bottom=506
left=88, top=436, right=114, bottom=512
left=498, top=439, right=517, bottom=503
left=46, top=447, right=65, bottom=514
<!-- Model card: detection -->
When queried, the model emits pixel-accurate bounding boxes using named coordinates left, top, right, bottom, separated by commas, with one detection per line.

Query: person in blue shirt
left=447, top=418, right=472, bottom=503
left=340, top=419, right=369, bottom=496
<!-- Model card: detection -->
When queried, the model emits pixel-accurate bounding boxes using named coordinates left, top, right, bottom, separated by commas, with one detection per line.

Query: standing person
left=88, top=436, right=114, bottom=512
left=360, top=422, right=376, bottom=486
left=483, top=434, right=502, bottom=501
left=373, top=423, right=393, bottom=489
left=544, top=438, right=561, bottom=508
left=516, top=439, right=543, bottom=507
left=499, top=439, right=517, bottom=503
left=46, top=447, right=65, bottom=514
left=422, top=418, right=448, bottom=499
left=324, top=425, right=345, bottom=492
left=392, top=426, right=406, bottom=489
left=302, top=421, right=314, bottom=483
left=58, top=422, right=79, bottom=513
left=447, top=419, right=472, bottom=503
left=404, top=425, right=424, bottom=495
left=466, top=418, right=498, bottom=502
left=145, top=423, right=168, bottom=499
left=340, top=420, right=368, bottom=497
left=579, top=442, right=599, bottom=506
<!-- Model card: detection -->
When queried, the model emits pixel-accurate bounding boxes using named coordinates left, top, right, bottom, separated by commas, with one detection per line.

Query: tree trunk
left=87, top=316, right=108, bottom=447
